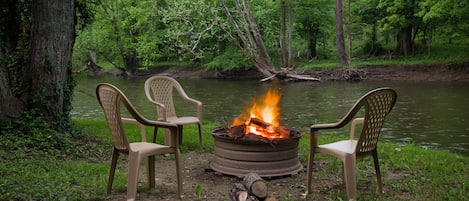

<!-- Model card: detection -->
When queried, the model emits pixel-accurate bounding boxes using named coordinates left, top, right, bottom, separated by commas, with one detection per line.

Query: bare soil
left=142, top=62, right=469, bottom=82
left=105, top=150, right=412, bottom=201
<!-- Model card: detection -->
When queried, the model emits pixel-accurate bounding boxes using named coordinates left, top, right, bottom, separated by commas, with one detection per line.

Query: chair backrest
left=144, top=76, right=184, bottom=120
left=96, top=83, right=132, bottom=153
left=354, top=88, right=397, bottom=155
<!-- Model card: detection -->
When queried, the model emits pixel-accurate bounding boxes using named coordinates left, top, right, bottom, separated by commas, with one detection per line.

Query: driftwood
left=260, top=72, right=320, bottom=82
left=229, top=173, right=278, bottom=201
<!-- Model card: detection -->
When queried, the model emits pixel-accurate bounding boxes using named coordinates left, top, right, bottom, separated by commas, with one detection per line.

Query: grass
left=0, top=119, right=467, bottom=200
left=298, top=43, right=469, bottom=69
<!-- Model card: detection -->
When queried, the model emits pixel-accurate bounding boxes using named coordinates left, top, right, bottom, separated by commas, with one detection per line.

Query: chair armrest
left=310, top=123, right=340, bottom=148
left=122, top=117, right=147, bottom=142
left=349, top=117, right=364, bottom=139
left=178, top=91, right=203, bottom=121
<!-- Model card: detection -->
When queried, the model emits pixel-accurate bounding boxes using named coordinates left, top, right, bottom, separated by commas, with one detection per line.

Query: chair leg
left=174, top=148, right=184, bottom=199
left=343, top=154, right=357, bottom=200
left=372, top=150, right=383, bottom=194
left=148, top=155, right=155, bottom=188
left=305, top=145, right=315, bottom=195
left=127, top=151, right=141, bottom=201
left=107, top=148, right=119, bottom=195
left=197, top=123, right=203, bottom=148
left=152, top=127, right=158, bottom=143
left=177, top=125, right=183, bottom=145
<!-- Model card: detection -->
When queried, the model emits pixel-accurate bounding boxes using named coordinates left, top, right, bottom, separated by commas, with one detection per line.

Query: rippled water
left=72, top=76, right=469, bottom=155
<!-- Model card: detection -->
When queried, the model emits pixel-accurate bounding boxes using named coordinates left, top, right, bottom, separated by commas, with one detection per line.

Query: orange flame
left=230, top=82, right=289, bottom=140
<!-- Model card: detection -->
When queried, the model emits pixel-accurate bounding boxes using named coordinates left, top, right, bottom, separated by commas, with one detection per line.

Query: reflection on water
left=72, top=76, right=469, bottom=155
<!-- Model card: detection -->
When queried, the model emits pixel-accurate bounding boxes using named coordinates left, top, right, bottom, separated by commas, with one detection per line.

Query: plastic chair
left=96, top=83, right=183, bottom=201
left=144, top=75, right=202, bottom=147
left=304, top=87, right=397, bottom=200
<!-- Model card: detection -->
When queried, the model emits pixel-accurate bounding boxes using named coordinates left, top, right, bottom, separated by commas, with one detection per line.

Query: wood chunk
left=243, top=173, right=268, bottom=199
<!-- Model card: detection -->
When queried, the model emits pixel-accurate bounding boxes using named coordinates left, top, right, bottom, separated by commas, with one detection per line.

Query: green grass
left=298, top=43, right=469, bottom=69
left=0, top=119, right=467, bottom=200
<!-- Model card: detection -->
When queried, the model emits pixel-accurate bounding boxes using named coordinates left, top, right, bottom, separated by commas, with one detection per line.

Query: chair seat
left=129, top=142, right=173, bottom=154
left=166, top=116, right=200, bottom=125
left=318, top=140, right=357, bottom=157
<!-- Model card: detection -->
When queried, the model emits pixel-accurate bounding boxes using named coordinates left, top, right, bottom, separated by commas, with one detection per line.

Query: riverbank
left=140, top=62, right=469, bottom=82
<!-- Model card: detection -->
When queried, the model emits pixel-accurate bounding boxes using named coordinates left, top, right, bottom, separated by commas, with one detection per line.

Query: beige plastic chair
left=304, top=87, right=397, bottom=200
left=144, top=75, right=202, bottom=147
left=96, top=83, right=183, bottom=201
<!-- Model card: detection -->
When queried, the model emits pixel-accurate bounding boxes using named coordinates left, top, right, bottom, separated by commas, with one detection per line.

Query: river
left=72, top=76, right=469, bottom=155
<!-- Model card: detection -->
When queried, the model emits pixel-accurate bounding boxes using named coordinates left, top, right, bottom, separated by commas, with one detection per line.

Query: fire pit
left=209, top=81, right=303, bottom=177
left=209, top=127, right=303, bottom=177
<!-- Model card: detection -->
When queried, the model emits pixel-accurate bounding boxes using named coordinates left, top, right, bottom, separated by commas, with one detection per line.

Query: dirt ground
left=103, top=63, right=468, bottom=201
left=140, top=62, right=469, bottom=82
left=105, top=150, right=413, bottom=201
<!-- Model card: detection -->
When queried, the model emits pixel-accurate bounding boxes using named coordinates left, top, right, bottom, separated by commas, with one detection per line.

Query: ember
left=229, top=81, right=290, bottom=140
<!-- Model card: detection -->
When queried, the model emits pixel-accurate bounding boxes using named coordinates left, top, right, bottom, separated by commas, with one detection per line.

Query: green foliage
left=203, top=46, right=251, bottom=70
left=0, top=110, right=81, bottom=159
left=71, top=0, right=469, bottom=71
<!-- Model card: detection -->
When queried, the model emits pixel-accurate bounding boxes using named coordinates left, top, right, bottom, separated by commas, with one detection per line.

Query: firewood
left=248, top=118, right=271, bottom=128
left=236, top=191, right=248, bottom=201
left=243, top=173, right=268, bottom=199
left=228, top=124, right=246, bottom=137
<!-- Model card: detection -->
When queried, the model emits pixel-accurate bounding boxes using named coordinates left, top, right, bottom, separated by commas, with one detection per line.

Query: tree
left=295, top=0, right=334, bottom=60
left=378, top=0, right=421, bottom=56
left=220, top=0, right=276, bottom=77
left=219, top=0, right=319, bottom=81
left=335, top=0, right=349, bottom=67
left=0, top=0, right=76, bottom=131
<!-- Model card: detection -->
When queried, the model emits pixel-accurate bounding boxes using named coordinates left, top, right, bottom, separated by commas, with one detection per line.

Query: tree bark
left=335, top=0, right=349, bottom=67
left=280, top=0, right=287, bottom=68
left=29, top=0, right=75, bottom=129
left=0, top=0, right=25, bottom=122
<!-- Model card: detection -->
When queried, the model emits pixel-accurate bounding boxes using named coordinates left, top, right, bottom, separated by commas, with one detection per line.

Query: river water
left=72, top=76, right=469, bottom=155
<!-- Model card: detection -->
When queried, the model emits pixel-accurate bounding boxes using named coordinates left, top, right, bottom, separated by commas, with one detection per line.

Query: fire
left=230, top=82, right=289, bottom=140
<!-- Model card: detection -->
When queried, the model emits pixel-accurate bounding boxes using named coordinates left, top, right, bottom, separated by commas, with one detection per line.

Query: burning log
left=247, top=118, right=271, bottom=129
left=229, top=173, right=278, bottom=201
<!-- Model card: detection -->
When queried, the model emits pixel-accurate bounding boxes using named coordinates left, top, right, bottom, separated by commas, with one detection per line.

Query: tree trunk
left=29, top=0, right=75, bottom=130
left=280, top=0, right=287, bottom=68
left=124, top=50, right=140, bottom=74
left=346, top=0, right=352, bottom=66
left=287, top=0, right=294, bottom=68
left=306, top=19, right=319, bottom=60
left=396, top=25, right=413, bottom=56
left=0, top=0, right=25, bottom=122
left=220, top=0, right=319, bottom=82
left=220, top=0, right=275, bottom=77
left=335, top=0, right=349, bottom=67
left=0, top=68, right=25, bottom=122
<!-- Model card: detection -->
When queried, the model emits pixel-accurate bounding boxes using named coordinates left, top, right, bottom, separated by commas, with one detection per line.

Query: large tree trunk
left=29, top=0, right=75, bottom=130
left=335, top=0, right=349, bottom=68
left=0, top=0, right=75, bottom=129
